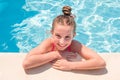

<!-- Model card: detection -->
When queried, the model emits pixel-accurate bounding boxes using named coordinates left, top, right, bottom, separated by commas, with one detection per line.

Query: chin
left=58, top=47, right=67, bottom=51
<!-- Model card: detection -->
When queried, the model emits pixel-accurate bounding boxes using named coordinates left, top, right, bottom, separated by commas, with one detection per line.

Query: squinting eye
left=55, top=34, right=61, bottom=39
left=65, top=36, right=71, bottom=40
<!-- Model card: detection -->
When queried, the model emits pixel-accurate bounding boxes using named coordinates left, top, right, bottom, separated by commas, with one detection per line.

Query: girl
left=22, top=6, right=106, bottom=71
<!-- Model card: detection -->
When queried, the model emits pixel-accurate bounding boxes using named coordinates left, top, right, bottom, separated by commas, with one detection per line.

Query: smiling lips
left=57, top=43, right=67, bottom=48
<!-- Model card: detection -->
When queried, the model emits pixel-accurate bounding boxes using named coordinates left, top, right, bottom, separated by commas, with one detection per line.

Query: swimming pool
left=0, top=0, right=120, bottom=53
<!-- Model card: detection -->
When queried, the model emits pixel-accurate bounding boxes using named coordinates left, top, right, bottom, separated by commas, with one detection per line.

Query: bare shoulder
left=39, top=38, right=52, bottom=47
left=71, top=40, right=99, bottom=59
left=70, top=40, right=82, bottom=53
left=28, top=38, right=53, bottom=55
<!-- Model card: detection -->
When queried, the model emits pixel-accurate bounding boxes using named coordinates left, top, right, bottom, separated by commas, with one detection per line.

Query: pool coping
left=0, top=53, right=120, bottom=80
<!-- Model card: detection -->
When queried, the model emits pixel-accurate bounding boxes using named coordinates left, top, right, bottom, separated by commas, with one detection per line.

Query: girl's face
left=51, top=24, right=76, bottom=51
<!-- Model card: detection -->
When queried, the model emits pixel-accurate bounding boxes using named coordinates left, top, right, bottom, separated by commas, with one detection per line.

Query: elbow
left=98, top=59, right=106, bottom=68
left=102, top=60, right=106, bottom=68
left=22, top=53, right=33, bottom=70
left=22, top=60, right=31, bottom=70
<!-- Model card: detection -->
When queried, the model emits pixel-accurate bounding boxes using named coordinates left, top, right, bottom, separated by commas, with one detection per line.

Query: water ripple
left=12, top=0, right=120, bottom=53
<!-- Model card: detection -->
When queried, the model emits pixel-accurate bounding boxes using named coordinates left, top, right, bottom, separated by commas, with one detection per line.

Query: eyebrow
left=55, top=33, right=71, bottom=36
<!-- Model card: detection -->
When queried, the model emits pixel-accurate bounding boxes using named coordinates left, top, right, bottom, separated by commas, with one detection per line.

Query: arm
left=22, top=38, right=60, bottom=70
left=69, top=41, right=106, bottom=70
left=23, top=51, right=58, bottom=70
left=52, top=40, right=106, bottom=70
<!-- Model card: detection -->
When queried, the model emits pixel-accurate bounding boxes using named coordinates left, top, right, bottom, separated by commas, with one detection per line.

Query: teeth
left=60, top=45, right=64, bottom=47
left=60, top=44, right=63, bottom=46
left=58, top=44, right=65, bottom=47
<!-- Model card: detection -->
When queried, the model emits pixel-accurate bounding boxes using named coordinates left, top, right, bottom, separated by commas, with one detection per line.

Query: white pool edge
left=0, top=53, right=120, bottom=80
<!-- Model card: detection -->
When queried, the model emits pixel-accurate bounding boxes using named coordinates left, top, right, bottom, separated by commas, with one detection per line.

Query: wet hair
left=52, top=6, right=76, bottom=33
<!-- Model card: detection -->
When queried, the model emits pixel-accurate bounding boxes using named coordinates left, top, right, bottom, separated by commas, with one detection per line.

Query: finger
left=52, top=65, right=60, bottom=69
left=52, top=65, right=63, bottom=70
left=51, top=59, right=57, bottom=63
left=52, top=62, right=60, bottom=66
left=51, top=62, right=57, bottom=65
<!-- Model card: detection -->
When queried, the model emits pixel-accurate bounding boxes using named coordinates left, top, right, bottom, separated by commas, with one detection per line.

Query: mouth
left=57, top=43, right=67, bottom=48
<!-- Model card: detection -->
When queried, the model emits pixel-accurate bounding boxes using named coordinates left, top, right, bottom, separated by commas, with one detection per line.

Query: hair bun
left=62, top=6, right=72, bottom=16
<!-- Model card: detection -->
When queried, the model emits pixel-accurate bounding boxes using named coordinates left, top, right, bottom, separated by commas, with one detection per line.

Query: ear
left=73, top=32, right=76, bottom=37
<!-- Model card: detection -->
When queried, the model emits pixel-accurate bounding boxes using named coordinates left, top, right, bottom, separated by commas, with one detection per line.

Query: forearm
left=70, top=59, right=106, bottom=70
left=23, top=51, right=57, bottom=69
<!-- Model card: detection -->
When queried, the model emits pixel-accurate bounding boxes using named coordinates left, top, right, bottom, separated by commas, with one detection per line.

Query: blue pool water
left=0, top=0, right=120, bottom=53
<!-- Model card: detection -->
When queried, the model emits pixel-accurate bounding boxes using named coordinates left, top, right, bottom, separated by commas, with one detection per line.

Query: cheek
left=68, top=40, right=72, bottom=44
left=52, top=35, right=59, bottom=43
left=54, top=39, right=58, bottom=43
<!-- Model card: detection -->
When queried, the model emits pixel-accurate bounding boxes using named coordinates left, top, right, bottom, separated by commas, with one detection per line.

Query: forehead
left=53, top=24, right=74, bottom=34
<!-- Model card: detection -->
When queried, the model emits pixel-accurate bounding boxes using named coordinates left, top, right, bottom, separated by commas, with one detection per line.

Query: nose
left=59, top=38, right=65, bottom=45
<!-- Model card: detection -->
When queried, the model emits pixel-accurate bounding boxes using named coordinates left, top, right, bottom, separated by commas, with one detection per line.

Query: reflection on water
left=11, top=0, right=120, bottom=53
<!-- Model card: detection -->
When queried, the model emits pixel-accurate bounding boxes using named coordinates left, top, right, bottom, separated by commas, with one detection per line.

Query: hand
left=52, top=59, right=72, bottom=71
left=52, top=51, right=64, bottom=59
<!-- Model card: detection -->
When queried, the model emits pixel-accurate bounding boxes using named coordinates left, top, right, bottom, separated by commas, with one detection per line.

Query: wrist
left=52, top=51, right=59, bottom=59
left=68, top=62, right=75, bottom=70
left=53, top=51, right=63, bottom=59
